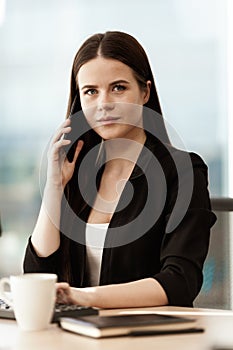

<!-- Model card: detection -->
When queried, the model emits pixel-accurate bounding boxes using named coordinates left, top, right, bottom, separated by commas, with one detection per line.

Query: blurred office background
left=0, top=0, right=232, bottom=308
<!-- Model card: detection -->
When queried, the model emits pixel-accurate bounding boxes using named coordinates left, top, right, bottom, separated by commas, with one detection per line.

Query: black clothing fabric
left=23, top=134, right=216, bottom=306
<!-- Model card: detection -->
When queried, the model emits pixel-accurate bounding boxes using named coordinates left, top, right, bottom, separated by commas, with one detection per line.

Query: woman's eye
left=84, top=89, right=97, bottom=95
left=113, top=85, right=126, bottom=92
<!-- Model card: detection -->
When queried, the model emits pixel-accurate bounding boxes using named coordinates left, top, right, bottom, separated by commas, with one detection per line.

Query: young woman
left=23, top=31, right=216, bottom=308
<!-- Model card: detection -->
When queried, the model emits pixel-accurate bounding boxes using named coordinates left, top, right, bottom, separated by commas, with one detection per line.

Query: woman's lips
left=97, top=116, right=121, bottom=125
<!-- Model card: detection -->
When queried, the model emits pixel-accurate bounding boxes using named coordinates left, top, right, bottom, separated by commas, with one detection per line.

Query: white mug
left=0, top=273, right=57, bottom=331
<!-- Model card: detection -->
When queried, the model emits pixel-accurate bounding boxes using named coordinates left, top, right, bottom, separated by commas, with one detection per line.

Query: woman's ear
left=143, top=80, right=151, bottom=104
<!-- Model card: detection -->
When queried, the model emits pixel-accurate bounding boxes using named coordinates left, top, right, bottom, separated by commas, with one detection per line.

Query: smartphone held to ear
left=63, top=96, right=83, bottom=163
left=63, top=115, right=80, bottom=162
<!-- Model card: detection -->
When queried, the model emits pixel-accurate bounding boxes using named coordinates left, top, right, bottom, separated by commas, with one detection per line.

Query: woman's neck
left=104, top=130, right=146, bottom=174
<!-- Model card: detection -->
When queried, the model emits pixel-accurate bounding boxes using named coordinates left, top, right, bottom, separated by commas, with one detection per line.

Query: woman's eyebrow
left=110, top=79, right=130, bottom=86
left=80, top=80, right=130, bottom=91
left=80, top=84, right=98, bottom=91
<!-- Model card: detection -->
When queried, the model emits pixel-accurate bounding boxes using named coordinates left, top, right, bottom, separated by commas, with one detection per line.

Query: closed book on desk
left=59, top=313, right=196, bottom=338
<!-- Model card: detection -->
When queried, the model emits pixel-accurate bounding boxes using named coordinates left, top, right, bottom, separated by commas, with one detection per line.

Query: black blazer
left=23, top=133, right=216, bottom=306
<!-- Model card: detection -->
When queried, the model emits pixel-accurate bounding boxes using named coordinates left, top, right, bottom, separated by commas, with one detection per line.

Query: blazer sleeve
left=23, top=236, right=62, bottom=276
left=153, top=152, right=216, bottom=306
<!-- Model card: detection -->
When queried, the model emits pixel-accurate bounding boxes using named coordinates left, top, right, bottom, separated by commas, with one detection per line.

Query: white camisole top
left=85, top=223, right=109, bottom=286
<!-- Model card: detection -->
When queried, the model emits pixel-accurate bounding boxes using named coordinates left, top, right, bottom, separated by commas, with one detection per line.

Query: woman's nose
left=97, top=92, right=115, bottom=112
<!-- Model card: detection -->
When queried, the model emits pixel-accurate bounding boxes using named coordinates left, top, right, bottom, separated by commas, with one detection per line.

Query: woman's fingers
left=56, top=282, right=70, bottom=289
left=56, top=282, right=72, bottom=304
left=55, top=283, right=83, bottom=305
left=46, top=119, right=84, bottom=188
left=48, top=120, right=72, bottom=161
left=51, top=119, right=71, bottom=145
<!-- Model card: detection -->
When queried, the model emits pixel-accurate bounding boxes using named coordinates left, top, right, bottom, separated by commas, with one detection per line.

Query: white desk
left=1, top=307, right=233, bottom=350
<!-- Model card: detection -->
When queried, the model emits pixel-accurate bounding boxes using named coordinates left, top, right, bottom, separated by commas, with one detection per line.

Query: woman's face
left=77, top=56, right=151, bottom=140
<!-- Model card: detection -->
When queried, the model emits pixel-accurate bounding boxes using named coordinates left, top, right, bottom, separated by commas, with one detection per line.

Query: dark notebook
left=59, top=313, right=198, bottom=338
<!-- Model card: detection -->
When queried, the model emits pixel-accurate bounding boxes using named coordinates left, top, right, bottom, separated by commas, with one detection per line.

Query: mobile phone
left=63, top=96, right=81, bottom=162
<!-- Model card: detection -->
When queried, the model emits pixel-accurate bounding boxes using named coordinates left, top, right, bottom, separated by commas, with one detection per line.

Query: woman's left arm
left=56, top=278, right=168, bottom=308
left=152, top=152, right=217, bottom=306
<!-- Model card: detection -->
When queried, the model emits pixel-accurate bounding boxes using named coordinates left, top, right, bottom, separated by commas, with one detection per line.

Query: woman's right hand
left=46, top=118, right=84, bottom=189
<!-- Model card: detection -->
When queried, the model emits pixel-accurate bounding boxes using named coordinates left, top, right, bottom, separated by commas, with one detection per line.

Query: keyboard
left=0, top=298, right=98, bottom=323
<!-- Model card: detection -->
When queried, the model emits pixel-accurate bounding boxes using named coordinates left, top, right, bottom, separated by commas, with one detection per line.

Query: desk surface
left=1, top=306, right=233, bottom=350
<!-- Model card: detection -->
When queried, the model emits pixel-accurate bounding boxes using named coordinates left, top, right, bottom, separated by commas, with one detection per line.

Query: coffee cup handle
left=0, top=277, right=13, bottom=306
